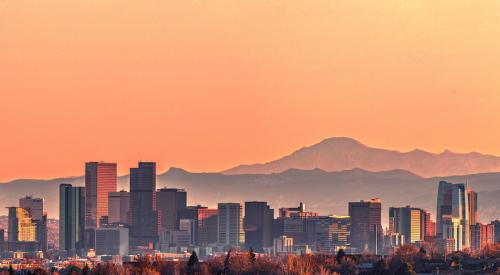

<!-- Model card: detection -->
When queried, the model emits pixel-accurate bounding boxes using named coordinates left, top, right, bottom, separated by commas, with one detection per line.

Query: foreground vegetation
left=1, top=244, right=499, bottom=274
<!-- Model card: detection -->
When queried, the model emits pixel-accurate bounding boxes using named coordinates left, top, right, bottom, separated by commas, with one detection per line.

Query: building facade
left=108, top=191, right=130, bottom=225
left=244, top=201, right=274, bottom=252
left=129, top=162, right=158, bottom=248
left=156, top=188, right=187, bottom=232
left=59, top=184, right=86, bottom=256
left=218, top=203, right=244, bottom=247
left=85, top=162, right=117, bottom=229
left=95, top=226, right=129, bottom=256
left=348, top=199, right=383, bottom=254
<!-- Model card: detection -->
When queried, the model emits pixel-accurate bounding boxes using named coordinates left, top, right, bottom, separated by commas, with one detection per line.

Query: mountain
left=223, top=137, right=500, bottom=177
left=1, top=168, right=499, bottom=227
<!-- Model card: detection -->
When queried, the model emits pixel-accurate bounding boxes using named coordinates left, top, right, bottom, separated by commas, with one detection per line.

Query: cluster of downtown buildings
left=1, top=162, right=499, bottom=262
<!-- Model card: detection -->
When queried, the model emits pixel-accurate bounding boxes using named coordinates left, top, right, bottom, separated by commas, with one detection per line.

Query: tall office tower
left=156, top=188, right=187, bottom=232
left=85, top=162, right=117, bottom=228
left=108, top=191, right=130, bottom=224
left=436, top=181, right=471, bottom=250
left=244, top=201, right=274, bottom=252
left=315, top=215, right=350, bottom=253
left=7, top=207, right=36, bottom=242
left=470, top=223, right=494, bottom=252
left=467, top=189, right=478, bottom=225
left=389, top=206, right=423, bottom=245
left=19, top=196, right=44, bottom=221
left=18, top=196, right=47, bottom=252
left=218, top=203, right=244, bottom=247
left=129, top=162, right=158, bottom=247
left=348, top=199, right=383, bottom=254
left=59, top=184, right=86, bottom=256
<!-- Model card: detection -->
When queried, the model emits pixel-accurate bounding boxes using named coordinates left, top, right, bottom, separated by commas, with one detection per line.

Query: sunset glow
left=2, top=0, right=500, bottom=181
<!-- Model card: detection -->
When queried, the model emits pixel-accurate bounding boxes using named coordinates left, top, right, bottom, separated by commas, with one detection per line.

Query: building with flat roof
left=348, top=199, right=382, bottom=254
left=218, top=203, right=244, bottom=247
left=85, top=162, right=117, bottom=229
left=95, top=226, right=129, bottom=256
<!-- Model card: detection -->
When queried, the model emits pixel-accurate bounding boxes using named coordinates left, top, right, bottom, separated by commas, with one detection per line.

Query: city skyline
left=2, top=1, right=500, bottom=182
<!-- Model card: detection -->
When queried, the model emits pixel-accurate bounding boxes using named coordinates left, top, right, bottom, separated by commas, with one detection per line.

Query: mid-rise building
left=492, top=220, right=500, bottom=243
left=129, top=162, right=158, bottom=248
left=156, top=188, right=187, bottom=232
left=95, top=226, right=129, bottom=256
left=85, top=162, right=117, bottom=228
left=244, top=201, right=274, bottom=252
left=59, top=184, right=86, bottom=256
left=108, top=191, right=130, bottom=225
left=273, top=204, right=318, bottom=246
left=389, top=206, right=425, bottom=245
left=8, top=207, right=36, bottom=242
left=348, top=199, right=383, bottom=254
left=0, top=229, right=5, bottom=253
left=179, top=206, right=219, bottom=245
left=470, top=223, right=494, bottom=252
left=315, top=215, right=350, bottom=253
left=273, top=235, right=294, bottom=255
left=218, top=203, right=244, bottom=247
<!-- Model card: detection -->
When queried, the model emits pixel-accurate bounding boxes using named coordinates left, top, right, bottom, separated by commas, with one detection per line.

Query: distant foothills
left=0, top=137, right=499, bottom=224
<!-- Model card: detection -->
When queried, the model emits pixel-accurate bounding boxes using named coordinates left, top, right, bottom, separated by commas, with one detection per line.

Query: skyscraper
left=59, top=184, right=86, bottom=256
left=218, top=203, right=244, bottom=247
left=244, top=201, right=274, bottom=252
left=85, top=162, right=117, bottom=228
left=348, top=199, right=383, bottom=254
left=156, top=188, right=187, bottom=232
left=436, top=181, right=471, bottom=250
left=129, top=162, right=158, bottom=248
left=108, top=191, right=130, bottom=225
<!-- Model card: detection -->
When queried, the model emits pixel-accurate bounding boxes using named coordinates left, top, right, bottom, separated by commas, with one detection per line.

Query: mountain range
left=0, top=137, right=499, bottom=227
left=223, top=137, right=500, bottom=177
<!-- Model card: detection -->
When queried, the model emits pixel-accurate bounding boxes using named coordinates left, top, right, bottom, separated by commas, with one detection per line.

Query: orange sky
left=1, top=1, right=500, bottom=182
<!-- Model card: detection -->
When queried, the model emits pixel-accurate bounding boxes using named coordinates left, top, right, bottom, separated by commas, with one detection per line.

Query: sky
left=1, top=0, right=500, bottom=182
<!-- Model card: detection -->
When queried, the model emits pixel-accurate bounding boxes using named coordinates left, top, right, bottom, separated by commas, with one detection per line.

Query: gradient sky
left=1, top=1, right=500, bottom=182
